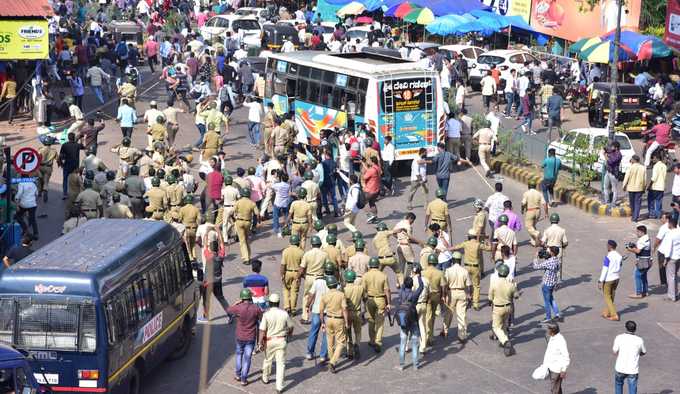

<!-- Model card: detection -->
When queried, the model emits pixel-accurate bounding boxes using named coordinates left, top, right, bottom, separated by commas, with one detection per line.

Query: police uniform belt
left=223, top=204, right=234, bottom=207
left=431, top=218, right=446, bottom=222
left=236, top=217, right=251, bottom=221
left=450, top=288, right=465, bottom=290
left=494, top=303, right=511, bottom=307
left=293, top=219, right=308, bottom=224
left=326, top=314, right=343, bottom=319
left=378, top=255, right=394, bottom=259
left=526, top=207, right=540, bottom=211
left=266, top=335, right=286, bottom=340
left=464, top=263, right=479, bottom=267
left=368, top=295, right=385, bottom=298
left=286, top=269, right=298, bottom=272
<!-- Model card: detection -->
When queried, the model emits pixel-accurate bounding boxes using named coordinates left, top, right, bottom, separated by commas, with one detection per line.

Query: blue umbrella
left=425, top=14, right=472, bottom=36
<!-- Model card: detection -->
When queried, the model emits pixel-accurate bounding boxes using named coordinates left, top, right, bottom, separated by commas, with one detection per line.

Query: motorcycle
left=642, top=126, right=677, bottom=169
left=565, top=79, right=587, bottom=113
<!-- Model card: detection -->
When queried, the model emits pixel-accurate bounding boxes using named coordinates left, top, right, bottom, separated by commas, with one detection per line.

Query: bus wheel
left=168, top=320, right=192, bottom=361
left=129, top=366, right=141, bottom=394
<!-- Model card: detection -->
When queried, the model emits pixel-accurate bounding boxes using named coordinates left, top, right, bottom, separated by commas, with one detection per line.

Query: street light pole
left=606, top=0, right=624, bottom=141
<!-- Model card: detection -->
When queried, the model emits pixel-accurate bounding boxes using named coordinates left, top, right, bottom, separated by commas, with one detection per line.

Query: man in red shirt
left=362, top=156, right=382, bottom=223
left=143, top=36, right=159, bottom=73
left=205, top=158, right=223, bottom=217
left=227, top=289, right=263, bottom=386
left=644, top=116, right=672, bottom=167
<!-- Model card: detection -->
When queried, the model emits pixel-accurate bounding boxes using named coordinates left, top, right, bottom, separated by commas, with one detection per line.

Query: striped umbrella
left=386, top=2, right=419, bottom=18
left=337, top=1, right=366, bottom=16
left=403, top=7, right=434, bottom=25
left=637, top=36, right=673, bottom=60
left=578, top=40, right=636, bottom=63
left=569, top=37, right=602, bottom=54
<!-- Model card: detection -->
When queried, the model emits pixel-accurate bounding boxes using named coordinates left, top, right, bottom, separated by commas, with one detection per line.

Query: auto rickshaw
left=110, top=20, right=144, bottom=52
left=260, top=23, right=300, bottom=51
left=587, top=82, right=656, bottom=133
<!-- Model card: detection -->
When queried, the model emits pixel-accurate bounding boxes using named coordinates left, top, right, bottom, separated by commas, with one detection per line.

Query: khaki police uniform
left=419, top=246, right=436, bottom=268
left=542, top=224, right=568, bottom=255
left=233, top=197, right=259, bottom=263
left=272, top=125, right=289, bottom=156
left=394, top=219, right=416, bottom=277
left=373, top=230, right=402, bottom=286
left=148, top=123, right=167, bottom=148
left=319, top=289, right=347, bottom=366
left=471, top=210, right=488, bottom=239
left=488, top=278, right=517, bottom=345
left=259, top=307, right=293, bottom=392
left=104, top=203, right=133, bottom=219
left=362, top=268, right=389, bottom=348
left=144, top=186, right=168, bottom=220
left=343, top=282, right=365, bottom=356
left=453, top=240, right=491, bottom=308
left=233, top=176, right=249, bottom=193
left=493, top=225, right=517, bottom=261
left=426, top=198, right=450, bottom=232
left=281, top=245, right=304, bottom=313
left=99, top=181, right=117, bottom=207
left=221, top=185, right=240, bottom=240
left=413, top=275, right=430, bottom=352
left=115, top=146, right=142, bottom=179
left=124, top=175, right=146, bottom=218
left=422, top=265, right=445, bottom=345
left=65, top=171, right=83, bottom=217
left=347, top=252, right=370, bottom=285
left=201, top=130, right=221, bottom=160
left=301, top=179, right=320, bottom=221
left=263, top=109, right=275, bottom=156
left=37, top=146, right=57, bottom=195
left=443, top=264, right=471, bottom=339
left=165, top=184, right=186, bottom=219
left=299, top=248, right=329, bottom=322
left=179, top=203, right=201, bottom=260
left=75, top=189, right=103, bottom=219
left=521, top=189, right=545, bottom=246
left=321, top=245, right=344, bottom=276
left=289, top=200, right=311, bottom=247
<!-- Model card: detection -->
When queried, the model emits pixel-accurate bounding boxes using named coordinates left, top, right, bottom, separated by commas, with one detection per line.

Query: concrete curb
left=490, top=159, right=631, bottom=217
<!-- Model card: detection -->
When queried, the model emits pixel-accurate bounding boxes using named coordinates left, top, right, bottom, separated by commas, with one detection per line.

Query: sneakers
left=277, top=232, right=282, bottom=239
left=197, top=316, right=208, bottom=324
left=540, top=318, right=552, bottom=323
left=305, top=353, right=313, bottom=360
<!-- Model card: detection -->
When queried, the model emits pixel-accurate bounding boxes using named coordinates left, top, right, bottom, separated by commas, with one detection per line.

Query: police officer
left=258, top=293, right=294, bottom=394
left=124, top=165, right=145, bottom=217
left=319, top=276, right=349, bottom=373
left=301, top=171, right=320, bottom=221
left=298, top=236, right=329, bottom=324
left=343, top=270, right=365, bottom=359
left=114, top=137, right=142, bottom=179
left=521, top=181, right=547, bottom=247
left=453, top=230, right=492, bottom=310
left=144, top=177, right=168, bottom=220
left=312, top=219, right=324, bottom=236
left=165, top=174, right=186, bottom=220
left=412, top=264, right=430, bottom=354
left=37, top=139, right=58, bottom=202
left=75, top=179, right=103, bottom=219
left=419, top=236, right=438, bottom=268
left=426, top=188, right=452, bottom=238
left=373, top=222, right=402, bottom=287
left=488, top=263, right=518, bottom=356
left=345, top=231, right=364, bottom=260
left=470, top=198, right=488, bottom=240
left=65, top=167, right=84, bottom=218
left=289, top=188, right=312, bottom=247
left=541, top=213, right=568, bottom=278
left=179, top=195, right=200, bottom=261
left=104, top=192, right=133, bottom=218
left=263, top=102, right=276, bottom=156
left=348, top=239, right=370, bottom=284
left=492, top=214, right=518, bottom=261
left=221, top=175, right=240, bottom=242
left=147, top=114, right=168, bottom=149
left=232, top=188, right=259, bottom=264
left=422, top=253, right=445, bottom=347
left=201, top=122, right=222, bottom=160
left=362, top=256, right=391, bottom=353
left=322, top=234, right=343, bottom=270
left=393, top=213, right=422, bottom=278
left=280, top=234, right=304, bottom=315
left=443, top=251, right=472, bottom=342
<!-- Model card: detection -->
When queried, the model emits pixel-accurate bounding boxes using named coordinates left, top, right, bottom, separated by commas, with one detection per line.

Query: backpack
left=395, top=300, right=418, bottom=330
left=354, top=185, right=366, bottom=209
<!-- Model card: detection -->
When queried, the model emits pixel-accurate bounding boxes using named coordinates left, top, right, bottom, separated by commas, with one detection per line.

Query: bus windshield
left=0, top=298, right=97, bottom=353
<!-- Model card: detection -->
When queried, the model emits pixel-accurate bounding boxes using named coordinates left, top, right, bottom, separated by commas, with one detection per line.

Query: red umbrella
left=393, top=2, right=419, bottom=19
left=356, top=16, right=374, bottom=24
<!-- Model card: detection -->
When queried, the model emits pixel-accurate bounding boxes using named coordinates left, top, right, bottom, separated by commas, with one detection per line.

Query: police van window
left=79, top=304, right=97, bottom=352
left=348, top=77, right=358, bottom=90
left=171, top=252, right=184, bottom=286
left=0, top=368, right=14, bottom=394
left=122, top=288, right=138, bottom=331
left=0, top=299, right=14, bottom=344
left=163, top=258, right=179, bottom=296
left=274, top=75, right=286, bottom=96
left=150, top=266, right=168, bottom=304
left=288, top=63, right=298, bottom=76
left=331, top=87, right=343, bottom=110
left=266, top=58, right=276, bottom=72
left=358, top=78, right=368, bottom=92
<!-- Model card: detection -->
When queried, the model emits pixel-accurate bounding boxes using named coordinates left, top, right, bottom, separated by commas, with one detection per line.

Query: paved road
left=3, top=75, right=679, bottom=394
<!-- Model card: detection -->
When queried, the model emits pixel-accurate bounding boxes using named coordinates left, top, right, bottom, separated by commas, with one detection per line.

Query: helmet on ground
left=290, top=234, right=300, bottom=245
left=327, top=234, right=337, bottom=245
left=297, top=187, right=307, bottom=198
left=303, top=171, right=313, bottom=180
left=436, top=188, right=446, bottom=198
left=497, top=263, right=510, bottom=277
left=550, top=213, right=560, bottom=223
left=473, top=198, right=484, bottom=209
left=324, top=261, right=336, bottom=275
left=368, top=257, right=380, bottom=268
left=325, top=275, right=339, bottom=288
left=352, top=231, right=363, bottom=241
left=311, top=235, right=322, bottom=246
left=427, top=253, right=438, bottom=265
left=344, top=270, right=356, bottom=283
left=498, top=214, right=509, bottom=224
left=355, top=239, right=365, bottom=250
left=427, top=236, right=438, bottom=247
left=151, top=177, right=161, bottom=187
left=313, top=219, right=324, bottom=231
left=376, top=222, right=388, bottom=231
left=224, top=175, right=233, bottom=185
left=239, top=288, right=252, bottom=300
left=240, top=188, right=251, bottom=198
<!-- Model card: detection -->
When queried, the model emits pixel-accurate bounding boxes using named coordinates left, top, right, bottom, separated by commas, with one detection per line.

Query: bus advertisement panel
left=380, top=78, right=437, bottom=159
left=294, top=101, right=348, bottom=145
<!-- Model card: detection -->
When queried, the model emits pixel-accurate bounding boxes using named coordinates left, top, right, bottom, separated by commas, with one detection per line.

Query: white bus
left=264, top=51, right=446, bottom=160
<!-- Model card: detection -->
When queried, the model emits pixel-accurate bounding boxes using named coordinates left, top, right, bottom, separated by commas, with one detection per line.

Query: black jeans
left=121, top=127, right=133, bottom=139
left=16, top=206, right=38, bottom=237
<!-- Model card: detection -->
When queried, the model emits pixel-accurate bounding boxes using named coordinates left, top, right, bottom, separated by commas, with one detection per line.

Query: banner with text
left=480, top=0, right=533, bottom=24
left=665, top=0, right=680, bottom=51
left=0, top=20, right=49, bottom=60
left=529, top=0, right=641, bottom=42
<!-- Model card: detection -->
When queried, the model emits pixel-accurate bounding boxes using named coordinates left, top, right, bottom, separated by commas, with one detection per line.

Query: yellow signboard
left=0, top=20, right=49, bottom=60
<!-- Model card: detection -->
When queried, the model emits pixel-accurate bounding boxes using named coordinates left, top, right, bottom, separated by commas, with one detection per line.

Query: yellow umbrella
left=337, top=1, right=366, bottom=17
left=580, top=37, right=603, bottom=52
left=403, top=7, right=435, bottom=25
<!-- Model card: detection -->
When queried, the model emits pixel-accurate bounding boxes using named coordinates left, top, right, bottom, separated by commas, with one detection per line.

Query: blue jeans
left=306, top=313, right=328, bottom=359
left=321, top=184, right=339, bottom=213
left=436, top=177, right=449, bottom=200
left=629, top=191, right=643, bottom=221
left=194, top=123, right=206, bottom=147
left=398, top=328, right=419, bottom=367
left=272, top=204, right=289, bottom=234
left=92, top=85, right=105, bottom=104
left=504, top=92, right=515, bottom=115
left=519, top=111, right=533, bottom=131
left=647, top=190, right=663, bottom=219
left=541, top=284, right=559, bottom=319
left=62, top=167, right=69, bottom=196
left=235, top=340, right=255, bottom=381
left=614, top=372, right=638, bottom=394
left=437, top=259, right=452, bottom=271
left=248, top=122, right=261, bottom=145
left=634, top=266, right=649, bottom=295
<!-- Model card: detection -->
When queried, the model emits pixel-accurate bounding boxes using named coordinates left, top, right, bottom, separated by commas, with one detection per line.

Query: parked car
left=234, top=7, right=270, bottom=23
left=200, top=15, right=262, bottom=48
left=440, top=44, right=485, bottom=83
left=469, top=49, right=537, bottom=90
left=0, top=343, right=45, bottom=393
left=547, top=128, right=635, bottom=175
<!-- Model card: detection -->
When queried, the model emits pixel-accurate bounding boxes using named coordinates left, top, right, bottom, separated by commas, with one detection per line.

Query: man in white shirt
left=399, top=43, right=409, bottom=59
left=599, top=240, right=623, bottom=321
left=659, top=216, right=680, bottom=301
left=446, top=113, right=462, bottom=159
left=518, top=71, right=531, bottom=99
left=15, top=180, right=39, bottom=239
left=242, top=97, right=263, bottom=147
left=480, top=70, right=496, bottom=111
left=485, top=181, right=509, bottom=234
left=407, top=148, right=428, bottom=210
left=343, top=174, right=360, bottom=233
left=542, top=322, right=570, bottom=394
left=381, top=135, right=396, bottom=195
left=672, top=164, right=680, bottom=204
left=504, top=69, right=517, bottom=117
left=143, top=100, right=163, bottom=150
left=613, top=320, right=646, bottom=394
left=281, top=39, right=296, bottom=53
left=654, top=212, right=671, bottom=287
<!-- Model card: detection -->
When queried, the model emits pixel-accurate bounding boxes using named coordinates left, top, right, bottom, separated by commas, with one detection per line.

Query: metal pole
left=606, top=0, right=624, bottom=142
left=4, top=147, right=10, bottom=224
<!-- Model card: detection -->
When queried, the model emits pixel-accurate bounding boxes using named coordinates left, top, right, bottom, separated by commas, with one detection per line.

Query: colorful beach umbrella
left=569, top=37, right=602, bottom=54
left=637, top=36, right=673, bottom=60
left=386, top=2, right=418, bottom=18
left=403, top=7, right=434, bottom=25
left=578, top=40, right=635, bottom=63
left=337, top=1, right=366, bottom=16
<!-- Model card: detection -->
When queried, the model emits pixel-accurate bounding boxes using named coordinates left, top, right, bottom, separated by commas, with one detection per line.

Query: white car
left=440, top=45, right=485, bottom=82
left=547, top=128, right=635, bottom=175
left=346, top=26, right=371, bottom=46
left=199, top=15, right=261, bottom=47
left=234, top=7, right=270, bottom=23
left=469, top=49, right=537, bottom=90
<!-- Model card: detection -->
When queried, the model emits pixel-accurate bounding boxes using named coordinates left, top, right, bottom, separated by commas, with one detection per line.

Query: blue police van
left=0, top=344, right=43, bottom=393
left=0, top=219, right=199, bottom=394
